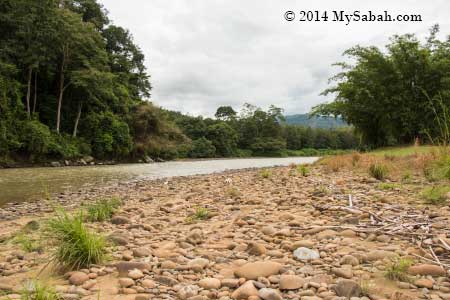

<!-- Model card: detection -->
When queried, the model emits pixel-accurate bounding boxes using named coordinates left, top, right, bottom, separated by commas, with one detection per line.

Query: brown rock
left=408, top=264, right=446, bottom=276
left=414, top=278, right=433, bottom=288
left=68, top=272, right=89, bottom=286
left=279, top=275, right=305, bottom=290
left=234, top=261, right=283, bottom=280
left=247, top=242, right=266, bottom=256
left=333, top=280, right=361, bottom=298
left=231, top=281, right=259, bottom=299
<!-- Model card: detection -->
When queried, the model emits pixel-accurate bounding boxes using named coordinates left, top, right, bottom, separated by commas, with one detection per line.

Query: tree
left=215, top=106, right=236, bottom=121
left=206, top=122, right=238, bottom=157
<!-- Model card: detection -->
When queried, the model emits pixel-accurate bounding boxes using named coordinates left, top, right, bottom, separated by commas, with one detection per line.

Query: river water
left=0, top=157, right=318, bottom=206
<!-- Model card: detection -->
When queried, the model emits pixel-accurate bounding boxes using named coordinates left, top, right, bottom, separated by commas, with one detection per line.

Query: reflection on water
left=0, top=157, right=318, bottom=205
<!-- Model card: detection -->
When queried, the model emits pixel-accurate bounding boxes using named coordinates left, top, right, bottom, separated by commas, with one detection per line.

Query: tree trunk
left=73, top=101, right=82, bottom=138
left=32, top=71, right=38, bottom=115
left=56, top=46, right=67, bottom=133
left=26, top=67, right=32, bottom=118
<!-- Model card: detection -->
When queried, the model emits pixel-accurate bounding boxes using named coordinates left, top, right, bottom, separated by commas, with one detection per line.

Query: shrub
left=259, top=169, right=272, bottom=178
left=326, top=156, right=347, bottom=172
left=186, top=207, right=210, bottom=222
left=21, top=280, right=61, bottom=300
left=45, top=209, right=107, bottom=270
left=297, top=164, right=309, bottom=176
left=12, top=234, right=42, bottom=253
left=385, top=258, right=413, bottom=281
left=189, top=137, right=216, bottom=158
left=226, top=187, right=241, bottom=198
left=369, top=163, right=388, bottom=180
left=85, top=198, right=121, bottom=222
left=421, top=185, right=450, bottom=205
left=20, top=120, right=54, bottom=158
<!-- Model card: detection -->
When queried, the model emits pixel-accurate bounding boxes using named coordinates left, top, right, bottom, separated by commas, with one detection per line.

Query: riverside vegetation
left=1, top=145, right=450, bottom=300
left=0, top=0, right=357, bottom=167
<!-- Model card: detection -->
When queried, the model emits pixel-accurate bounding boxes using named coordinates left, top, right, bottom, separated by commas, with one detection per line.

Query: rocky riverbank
left=1, top=162, right=450, bottom=300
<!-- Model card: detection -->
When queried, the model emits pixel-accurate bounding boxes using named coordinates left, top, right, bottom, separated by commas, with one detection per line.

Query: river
left=0, top=157, right=318, bottom=206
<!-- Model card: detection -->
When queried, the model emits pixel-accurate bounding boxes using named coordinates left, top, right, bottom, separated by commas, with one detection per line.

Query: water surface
left=0, top=157, right=318, bottom=205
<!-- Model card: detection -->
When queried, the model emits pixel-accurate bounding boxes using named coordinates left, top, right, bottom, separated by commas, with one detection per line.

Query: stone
left=234, top=261, right=283, bottom=280
left=111, top=216, right=131, bottom=225
left=258, top=288, right=282, bottom=300
left=50, top=161, right=61, bottom=167
left=247, top=242, right=266, bottom=256
left=135, top=295, right=150, bottom=300
left=408, top=264, right=446, bottom=276
left=108, top=232, right=129, bottom=245
left=187, top=258, right=210, bottom=270
left=141, top=279, right=156, bottom=289
left=340, top=255, right=359, bottom=266
left=293, top=247, right=320, bottom=261
left=128, top=269, right=144, bottom=280
left=119, top=278, right=135, bottom=288
left=332, top=267, right=353, bottom=279
left=333, top=280, right=361, bottom=298
left=316, top=229, right=338, bottom=240
left=198, top=278, right=221, bottom=290
left=0, top=283, right=14, bottom=292
left=221, top=278, right=239, bottom=288
left=178, top=285, right=199, bottom=300
left=154, top=275, right=178, bottom=286
left=364, top=250, right=395, bottom=262
left=279, top=275, right=305, bottom=290
left=231, top=281, right=259, bottom=299
left=133, top=247, right=151, bottom=258
left=69, top=272, right=89, bottom=286
left=116, top=262, right=151, bottom=277
left=186, top=229, right=204, bottom=245
left=414, top=278, right=433, bottom=289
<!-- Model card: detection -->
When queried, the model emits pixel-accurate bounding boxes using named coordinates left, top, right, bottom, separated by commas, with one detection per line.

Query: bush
left=369, top=163, right=388, bottom=180
left=85, top=198, right=121, bottom=222
left=20, top=120, right=54, bottom=158
left=189, top=137, right=216, bottom=158
left=21, top=280, right=61, bottom=300
left=250, top=138, right=287, bottom=157
left=421, top=185, right=450, bottom=205
left=45, top=209, right=107, bottom=270
left=297, top=164, right=309, bottom=176
left=385, top=258, right=413, bottom=281
left=259, top=168, right=272, bottom=178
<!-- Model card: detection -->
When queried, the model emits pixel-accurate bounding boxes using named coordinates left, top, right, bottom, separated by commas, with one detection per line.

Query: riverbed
left=0, top=157, right=318, bottom=206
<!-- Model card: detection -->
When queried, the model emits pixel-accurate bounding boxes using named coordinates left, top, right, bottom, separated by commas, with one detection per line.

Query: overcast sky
left=99, top=0, right=450, bottom=116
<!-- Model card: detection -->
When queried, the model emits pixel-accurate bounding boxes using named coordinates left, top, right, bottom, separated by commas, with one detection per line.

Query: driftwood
left=313, top=194, right=450, bottom=271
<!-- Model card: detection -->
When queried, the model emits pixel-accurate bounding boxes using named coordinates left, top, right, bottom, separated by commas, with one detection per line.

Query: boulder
left=231, top=281, right=259, bottom=299
left=408, top=264, right=446, bottom=276
left=279, top=275, right=305, bottom=290
left=333, top=280, right=361, bottom=298
left=234, top=261, right=283, bottom=280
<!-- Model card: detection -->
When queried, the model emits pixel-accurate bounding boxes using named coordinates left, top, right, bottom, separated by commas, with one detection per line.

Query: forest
left=314, top=24, right=450, bottom=147
left=0, top=0, right=357, bottom=166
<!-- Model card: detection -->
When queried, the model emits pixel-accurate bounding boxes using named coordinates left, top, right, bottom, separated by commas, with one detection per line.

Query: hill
left=284, top=114, right=348, bottom=128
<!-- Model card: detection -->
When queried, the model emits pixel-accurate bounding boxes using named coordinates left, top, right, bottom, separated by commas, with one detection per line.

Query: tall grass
left=369, top=163, right=388, bottom=180
left=385, top=258, right=413, bottom=282
left=21, top=280, right=61, bottom=300
left=421, top=185, right=450, bottom=205
left=45, top=208, right=107, bottom=270
left=85, top=197, right=121, bottom=222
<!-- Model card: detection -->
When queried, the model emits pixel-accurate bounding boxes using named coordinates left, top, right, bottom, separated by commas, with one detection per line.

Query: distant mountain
left=283, top=114, right=348, bottom=129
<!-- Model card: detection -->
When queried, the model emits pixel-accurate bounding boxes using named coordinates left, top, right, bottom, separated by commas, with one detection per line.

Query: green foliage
left=297, top=164, right=310, bottom=176
left=45, top=208, right=107, bottom=270
left=385, top=258, right=413, bottom=282
left=378, top=183, right=400, bottom=190
left=226, top=187, right=241, bottom=198
left=189, top=137, right=216, bottom=158
left=369, top=163, right=388, bottom=180
left=20, top=280, right=61, bottom=300
left=85, top=197, right=121, bottom=222
left=186, top=207, right=210, bottom=222
left=12, top=233, right=42, bottom=253
left=421, top=185, right=450, bottom=205
left=314, top=25, right=450, bottom=147
left=259, top=169, right=272, bottom=179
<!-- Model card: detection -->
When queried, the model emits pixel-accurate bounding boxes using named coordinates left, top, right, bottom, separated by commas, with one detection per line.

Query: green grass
left=372, top=146, right=437, bottom=157
left=296, top=164, right=309, bottom=176
left=421, top=185, right=450, bottom=205
left=186, top=207, right=210, bottom=223
left=45, top=208, right=108, bottom=270
left=84, top=197, right=121, bottom=222
left=259, top=169, right=272, bottom=178
left=20, top=280, right=61, bottom=300
left=12, top=234, right=42, bottom=253
left=384, top=258, right=413, bottom=282
left=287, top=148, right=351, bottom=157
left=225, top=187, right=241, bottom=198
left=369, top=163, right=388, bottom=180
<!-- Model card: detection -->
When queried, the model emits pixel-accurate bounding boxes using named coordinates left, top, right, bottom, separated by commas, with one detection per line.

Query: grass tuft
left=21, top=280, right=61, bottom=300
left=384, top=258, right=413, bottom=282
left=85, top=197, right=121, bottom=222
left=225, top=187, right=241, bottom=198
left=369, top=163, right=388, bottom=180
left=12, top=234, right=42, bottom=253
left=421, top=185, right=450, bottom=205
left=259, top=169, right=272, bottom=179
left=297, top=164, right=309, bottom=176
left=45, top=208, right=107, bottom=270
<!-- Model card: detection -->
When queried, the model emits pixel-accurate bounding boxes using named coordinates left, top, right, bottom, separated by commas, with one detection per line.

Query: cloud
left=99, top=0, right=450, bottom=116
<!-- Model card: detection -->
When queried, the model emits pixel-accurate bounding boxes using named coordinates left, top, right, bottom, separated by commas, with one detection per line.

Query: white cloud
left=99, top=0, right=450, bottom=116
